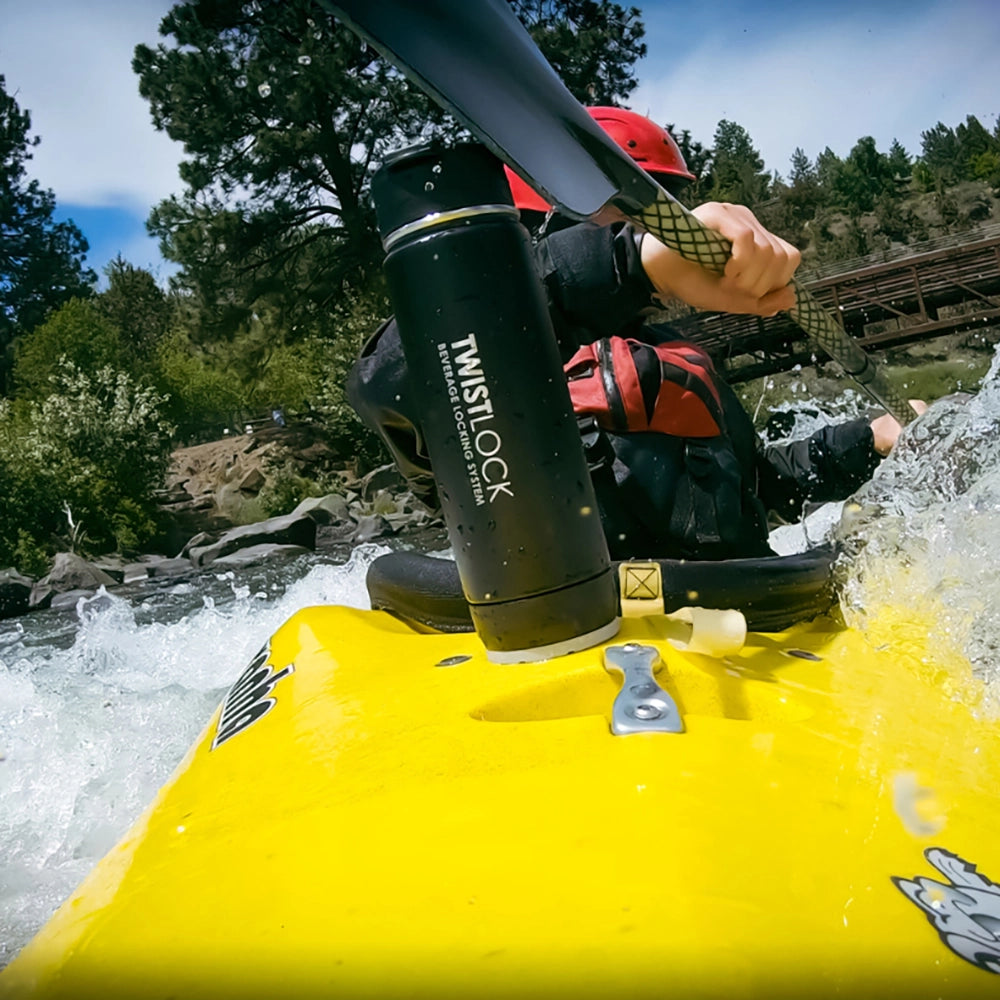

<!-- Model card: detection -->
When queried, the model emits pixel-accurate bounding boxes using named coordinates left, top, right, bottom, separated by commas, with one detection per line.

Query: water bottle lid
left=372, top=143, right=515, bottom=245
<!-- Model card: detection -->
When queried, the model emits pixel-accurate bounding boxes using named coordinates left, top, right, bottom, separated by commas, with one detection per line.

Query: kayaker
left=348, top=108, right=923, bottom=560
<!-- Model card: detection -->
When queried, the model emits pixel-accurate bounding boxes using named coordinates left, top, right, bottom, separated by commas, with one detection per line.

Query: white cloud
left=633, top=0, right=1000, bottom=178
left=0, top=0, right=183, bottom=211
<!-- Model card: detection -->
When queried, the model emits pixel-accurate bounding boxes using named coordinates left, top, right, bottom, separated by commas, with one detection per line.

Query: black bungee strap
left=366, top=545, right=836, bottom=635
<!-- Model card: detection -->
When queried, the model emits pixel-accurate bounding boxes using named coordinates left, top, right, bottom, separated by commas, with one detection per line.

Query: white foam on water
left=0, top=543, right=389, bottom=963
left=837, top=348, right=1000, bottom=705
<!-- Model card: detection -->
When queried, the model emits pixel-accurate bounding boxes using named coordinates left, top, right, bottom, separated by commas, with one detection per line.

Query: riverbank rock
left=186, top=511, right=318, bottom=569
left=211, top=543, right=313, bottom=569
left=290, top=494, right=352, bottom=525
left=29, top=553, right=119, bottom=610
left=0, top=569, right=33, bottom=619
left=158, top=424, right=352, bottom=544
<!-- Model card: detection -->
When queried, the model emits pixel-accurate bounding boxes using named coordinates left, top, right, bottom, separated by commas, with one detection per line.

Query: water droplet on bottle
left=432, top=163, right=442, bottom=174
left=424, top=181, right=435, bottom=192
left=235, top=75, right=248, bottom=89
left=297, top=55, right=312, bottom=66
left=257, top=82, right=272, bottom=98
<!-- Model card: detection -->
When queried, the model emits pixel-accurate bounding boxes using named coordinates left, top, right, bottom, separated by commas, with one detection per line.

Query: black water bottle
left=371, top=143, right=619, bottom=662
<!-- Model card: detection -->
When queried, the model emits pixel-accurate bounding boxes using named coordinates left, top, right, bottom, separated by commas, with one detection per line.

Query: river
left=3, top=352, right=1000, bottom=963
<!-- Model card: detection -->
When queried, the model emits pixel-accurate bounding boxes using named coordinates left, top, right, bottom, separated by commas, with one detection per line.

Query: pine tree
left=99, top=256, right=176, bottom=374
left=0, top=75, right=96, bottom=388
left=782, top=147, right=822, bottom=238
left=665, top=124, right=711, bottom=203
left=513, top=0, right=646, bottom=104
left=706, top=119, right=770, bottom=207
left=920, top=122, right=963, bottom=185
left=887, top=139, right=912, bottom=183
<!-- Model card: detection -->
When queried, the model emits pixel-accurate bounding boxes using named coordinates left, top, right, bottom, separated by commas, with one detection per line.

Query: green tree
left=784, top=147, right=822, bottom=226
left=956, top=115, right=995, bottom=164
left=12, top=298, right=122, bottom=400
left=971, top=149, right=1000, bottom=190
left=665, top=124, right=711, bottom=203
left=920, top=121, right=963, bottom=186
left=706, top=119, right=770, bottom=207
left=99, top=256, right=176, bottom=375
left=955, top=115, right=1000, bottom=189
left=814, top=146, right=843, bottom=195
left=833, top=136, right=894, bottom=214
left=887, top=138, right=913, bottom=183
left=0, top=75, right=96, bottom=389
left=514, top=0, right=646, bottom=105
left=874, top=190, right=914, bottom=244
left=134, top=0, right=401, bottom=336
left=153, top=327, right=248, bottom=441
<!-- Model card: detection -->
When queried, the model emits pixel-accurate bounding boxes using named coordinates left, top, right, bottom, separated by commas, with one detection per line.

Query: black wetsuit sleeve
left=345, top=317, right=438, bottom=503
left=533, top=222, right=657, bottom=359
left=755, top=418, right=881, bottom=520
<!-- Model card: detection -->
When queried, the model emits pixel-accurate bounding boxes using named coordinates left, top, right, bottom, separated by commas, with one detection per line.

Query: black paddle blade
left=320, top=0, right=658, bottom=218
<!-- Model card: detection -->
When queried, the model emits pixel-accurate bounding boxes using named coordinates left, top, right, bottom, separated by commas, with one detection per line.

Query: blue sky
left=2, top=0, right=999, bottom=286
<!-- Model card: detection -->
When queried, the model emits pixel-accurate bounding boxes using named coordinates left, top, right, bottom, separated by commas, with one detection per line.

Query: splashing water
left=0, top=544, right=389, bottom=963
left=837, top=346, right=1000, bottom=703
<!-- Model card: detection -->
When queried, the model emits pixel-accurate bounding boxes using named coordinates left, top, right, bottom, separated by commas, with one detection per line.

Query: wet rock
left=0, top=569, right=33, bottom=620
left=211, top=543, right=312, bottom=568
left=292, top=493, right=352, bottom=525
left=30, top=553, right=118, bottom=610
left=353, top=514, right=392, bottom=542
left=315, top=521, right=360, bottom=549
left=91, top=557, right=127, bottom=584
left=187, top=512, right=317, bottom=569
left=49, top=589, right=97, bottom=611
left=384, top=509, right=430, bottom=531
left=358, top=464, right=406, bottom=501
left=146, top=557, right=197, bottom=579
left=179, top=531, right=220, bottom=558
left=122, top=562, right=154, bottom=584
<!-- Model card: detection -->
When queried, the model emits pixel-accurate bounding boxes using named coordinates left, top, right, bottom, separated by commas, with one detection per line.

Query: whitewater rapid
left=0, top=545, right=389, bottom=964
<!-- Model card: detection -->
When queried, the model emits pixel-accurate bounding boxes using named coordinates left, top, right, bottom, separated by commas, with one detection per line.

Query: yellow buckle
left=618, top=561, right=664, bottom=617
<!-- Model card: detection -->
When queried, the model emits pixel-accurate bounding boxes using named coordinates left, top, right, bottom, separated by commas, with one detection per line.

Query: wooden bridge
left=673, top=222, right=1000, bottom=382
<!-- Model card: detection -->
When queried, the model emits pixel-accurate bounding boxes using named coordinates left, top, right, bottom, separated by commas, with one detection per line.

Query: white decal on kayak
left=893, top=848, right=1000, bottom=974
left=212, top=646, right=295, bottom=750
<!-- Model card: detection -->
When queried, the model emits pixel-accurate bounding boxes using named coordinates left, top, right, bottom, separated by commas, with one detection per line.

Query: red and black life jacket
left=565, top=337, right=726, bottom=438
left=563, top=336, right=770, bottom=560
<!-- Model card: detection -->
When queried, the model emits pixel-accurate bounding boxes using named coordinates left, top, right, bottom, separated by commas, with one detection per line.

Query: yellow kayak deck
left=4, top=604, right=1000, bottom=997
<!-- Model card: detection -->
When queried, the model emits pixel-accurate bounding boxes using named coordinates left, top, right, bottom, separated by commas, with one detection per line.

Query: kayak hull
left=3, top=604, right=999, bottom=998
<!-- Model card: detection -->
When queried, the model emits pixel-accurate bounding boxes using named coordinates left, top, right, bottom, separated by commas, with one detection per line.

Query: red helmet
left=504, top=106, right=695, bottom=212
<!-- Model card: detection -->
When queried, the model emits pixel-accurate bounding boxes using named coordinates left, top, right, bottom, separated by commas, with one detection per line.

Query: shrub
left=0, top=363, right=175, bottom=566
left=154, top=330, right=247, bottom=442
